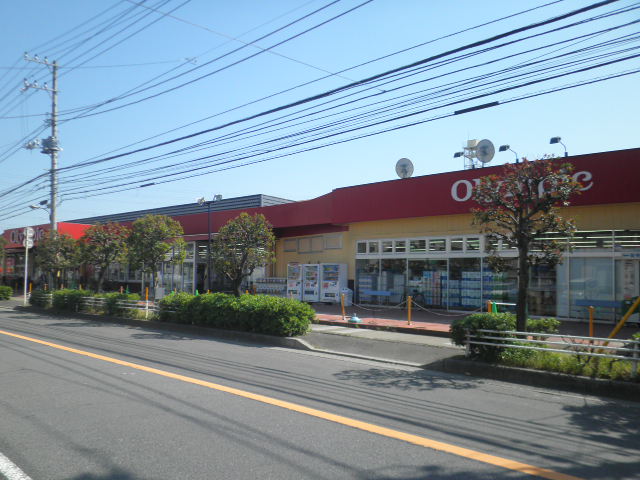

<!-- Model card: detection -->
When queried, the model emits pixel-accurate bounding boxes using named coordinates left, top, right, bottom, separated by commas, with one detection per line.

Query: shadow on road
left=333, top=367, right=477, bottom=392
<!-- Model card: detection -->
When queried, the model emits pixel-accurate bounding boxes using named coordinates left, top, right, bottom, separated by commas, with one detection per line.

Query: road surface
left=0, top=307, right=638, bottom=479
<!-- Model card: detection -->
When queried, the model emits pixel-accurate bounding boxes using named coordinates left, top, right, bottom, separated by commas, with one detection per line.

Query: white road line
left=0, top=452, right=32, bottom=480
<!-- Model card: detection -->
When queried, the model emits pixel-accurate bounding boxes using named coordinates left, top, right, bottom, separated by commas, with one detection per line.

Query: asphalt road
left=0, top=307, right=639, bottom=480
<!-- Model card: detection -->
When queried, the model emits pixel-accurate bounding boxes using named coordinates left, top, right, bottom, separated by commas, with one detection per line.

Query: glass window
left=450, top=238, right=463, bottom=251
left=368, top=241, right=379, bottom=254
left=485, top=235, right=500, bottom=253
left=298, top=238, right=312, bottom=253
left=409, top=239, right=426, bottom=253
left=395, top=240, right=406, bottom=253
left=448, top=258, right=481, bottom=310
left=614, top=230, right=640, bottom=250
left=356, top=259, right=379, bottom=304
left=529, top=263, right=556, bottom=317
left=311, top=236, right=323, bottom=252
left=380, top=259, right=406, bottom=305
left=482, top=258, right=517, bottom=313
left=570, top=231, right=613, bottom=250
left=569, top=258, right=614, bottom=321
left=357, top=241, right=367, bottom=254
left=382, top=240, right=393, bottom=253
left=466, top=237, right=480, bottom=251
left=429, top=239, right=446, bottom=252
left=324, top=234, right=342, bottom=249
left=284, top=239, right=297, bottom=252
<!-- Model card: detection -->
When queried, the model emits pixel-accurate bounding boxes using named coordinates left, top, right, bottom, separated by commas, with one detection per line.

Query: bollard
left=487, top=300, right=492, bottom=313
left=145, top=287, right=149, bottom=301
left=120, top=286, right=124, bottom=294
left=588, top=306, right=595, bottom=337
left=407, top=295, right=412, bottom=325
left=341, top=293, right=346, bottom=321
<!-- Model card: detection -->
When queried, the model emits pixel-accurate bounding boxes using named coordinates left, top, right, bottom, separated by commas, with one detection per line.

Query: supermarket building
left=2, top=147, right=639, bottom=321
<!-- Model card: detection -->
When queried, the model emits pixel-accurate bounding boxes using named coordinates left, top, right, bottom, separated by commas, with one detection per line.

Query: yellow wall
left=274, top=202, right=640, bottom=281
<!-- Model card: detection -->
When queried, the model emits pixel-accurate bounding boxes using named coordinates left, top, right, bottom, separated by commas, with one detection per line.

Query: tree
left=35, top=232, right=81, bottom=289
left=79, top=222, right=130, bottom=292
left=0, top=236, right=6, bottom=263
left=211, top=212, right=276, bottom=297
left=127, top=215, right=186, bottom=297
left=472, top=158, right=582, bottom=332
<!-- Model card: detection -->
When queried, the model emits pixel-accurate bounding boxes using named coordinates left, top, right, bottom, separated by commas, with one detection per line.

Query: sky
left=0, top=0, right=638, bottom=232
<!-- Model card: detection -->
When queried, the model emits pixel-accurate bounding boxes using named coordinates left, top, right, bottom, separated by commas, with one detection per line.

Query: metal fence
left=465, top=328, right=640, bottom=376
left=79, top=296, right=160, bottom=318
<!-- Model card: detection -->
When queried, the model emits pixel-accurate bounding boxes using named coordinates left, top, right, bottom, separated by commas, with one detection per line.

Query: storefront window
left=357, top=242, right=367, bottom=254
left=569, top=258, right=614, bottom=321
left=528, top=263, right=556, bottom=317
left=448, top=258, right=481, bottom=310
left=407, top=259, right=448, bottom=308
left=450, top=238, right=463, bottom=251
left=429, top=239, right=445, bottom=252
left=482, top=258, right=517, bottom=312
left=466, top=237, right=480, bottom=251
left=570, top=231, right=613, bottom=250
left=614, top=230, right=640, bottom=250
left=485, top=235, right=500, bottom=253
left=381, top=241, right=393, bottom=253
left=394, top=240, right=406, bottom=253
left=409, top=239, right=426, bottom=253
left=380, top=259, right=406, bottom=305
left=368, top=241, right=379, bottom=254
left=356, top=259, right=379, bottom=304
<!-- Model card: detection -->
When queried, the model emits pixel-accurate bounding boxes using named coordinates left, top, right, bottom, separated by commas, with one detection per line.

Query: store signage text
left=9, top=227, right=46, bottom=245
left=450, top=170, right=594, bottom=202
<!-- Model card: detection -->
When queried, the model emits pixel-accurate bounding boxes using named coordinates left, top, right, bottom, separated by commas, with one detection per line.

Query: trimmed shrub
left=157, top=292, right=313, bottom=336
left=29, top=289, right=52, bottom=308
left=102, top=292, right=141, bottom=317
left=52, top=289, right=92, bottom=311
left=158, top=292, right=194, bottom=323
left=450, top=313, right=560, bottom=362
left=0, top=286, right=12, bottom=300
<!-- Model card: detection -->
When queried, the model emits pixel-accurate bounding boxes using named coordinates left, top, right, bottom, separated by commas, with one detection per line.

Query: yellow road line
left=0, top=328, right=583, bottom=480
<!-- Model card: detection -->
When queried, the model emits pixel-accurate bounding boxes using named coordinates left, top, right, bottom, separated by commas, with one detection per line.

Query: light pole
left=498, top=144, right=519, bottom=163
left=549, top=136, right=568, bottom=157
left=197, top=196, right=218, bottom=292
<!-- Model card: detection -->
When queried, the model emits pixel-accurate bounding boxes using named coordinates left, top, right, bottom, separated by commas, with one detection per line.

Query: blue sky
left=0, top=0, right=638, bottom=231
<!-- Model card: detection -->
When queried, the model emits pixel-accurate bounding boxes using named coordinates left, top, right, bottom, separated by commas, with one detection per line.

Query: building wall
left=273, top=202, right=640, bottom=283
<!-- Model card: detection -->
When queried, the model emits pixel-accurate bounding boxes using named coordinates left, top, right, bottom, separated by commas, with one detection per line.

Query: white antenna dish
left=476, top=139, right=495, bottom=164
left=395, top=158, right=414, bottom=179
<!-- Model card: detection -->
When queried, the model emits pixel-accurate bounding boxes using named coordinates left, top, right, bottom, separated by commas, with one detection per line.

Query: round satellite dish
left=476, top=139, right=495, bottom=164
left=395, top=158, right=414, bottom=179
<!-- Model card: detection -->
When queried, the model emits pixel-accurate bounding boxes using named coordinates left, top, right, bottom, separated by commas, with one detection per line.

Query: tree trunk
left=97, top=268, right=106, bottom=293
left=516, top=243, right=529, bottom=333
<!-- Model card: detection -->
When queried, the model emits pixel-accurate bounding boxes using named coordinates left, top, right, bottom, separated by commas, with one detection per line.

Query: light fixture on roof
left=499, top=144, right=519, bottom=164
left=549, top=136, right=568, bottom=157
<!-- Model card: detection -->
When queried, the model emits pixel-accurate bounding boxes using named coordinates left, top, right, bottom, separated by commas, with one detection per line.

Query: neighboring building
left=2, top=148, right=639, bottom=321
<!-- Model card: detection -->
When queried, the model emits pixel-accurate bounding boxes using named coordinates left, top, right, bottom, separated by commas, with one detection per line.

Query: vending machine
left=302, top=264, right=321, bottom=302
left=320, top=263, right=348, bottom=303
left=286, top=263, right=302, bottom=300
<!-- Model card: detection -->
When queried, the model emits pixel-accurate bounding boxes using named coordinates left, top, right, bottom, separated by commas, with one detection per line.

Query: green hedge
left=52, top=289, right=92, bottom=311
left=29, top=289, right=52, bottom=308
left=450, top=313, right=560, bottom=362
left=100, top=292, right=141, bottom=317
left=0, top=286, right=12, bottom=300
left=159, top=292, right=313, bottom=336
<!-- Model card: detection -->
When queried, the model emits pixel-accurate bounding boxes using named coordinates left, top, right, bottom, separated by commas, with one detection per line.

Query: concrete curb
left=14, top=305, right=314, bottom=351
left=315, top=318, right=451, bottom=337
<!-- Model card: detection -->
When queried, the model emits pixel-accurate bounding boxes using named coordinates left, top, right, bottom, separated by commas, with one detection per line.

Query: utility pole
left=22, top=54, right=61, bottom=234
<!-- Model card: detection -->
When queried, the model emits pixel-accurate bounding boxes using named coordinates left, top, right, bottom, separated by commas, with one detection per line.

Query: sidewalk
left=313, top=302, right=640, bottom=340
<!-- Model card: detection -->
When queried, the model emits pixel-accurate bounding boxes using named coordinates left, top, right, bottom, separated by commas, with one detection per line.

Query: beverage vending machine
left=302, top=264, right=320, bottom=302
left=286, top=263, right=302, bottom=300
left=320, top=263, right=347, bottom=303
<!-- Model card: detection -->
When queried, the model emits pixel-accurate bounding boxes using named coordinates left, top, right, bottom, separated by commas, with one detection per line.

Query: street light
left=453, top=151, right=464, bottom=158
left=549, top=136, right=568, bottom=157
left=197, top=196, right=220, bottom=292
left=498, top=144, right=519, bottom=163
